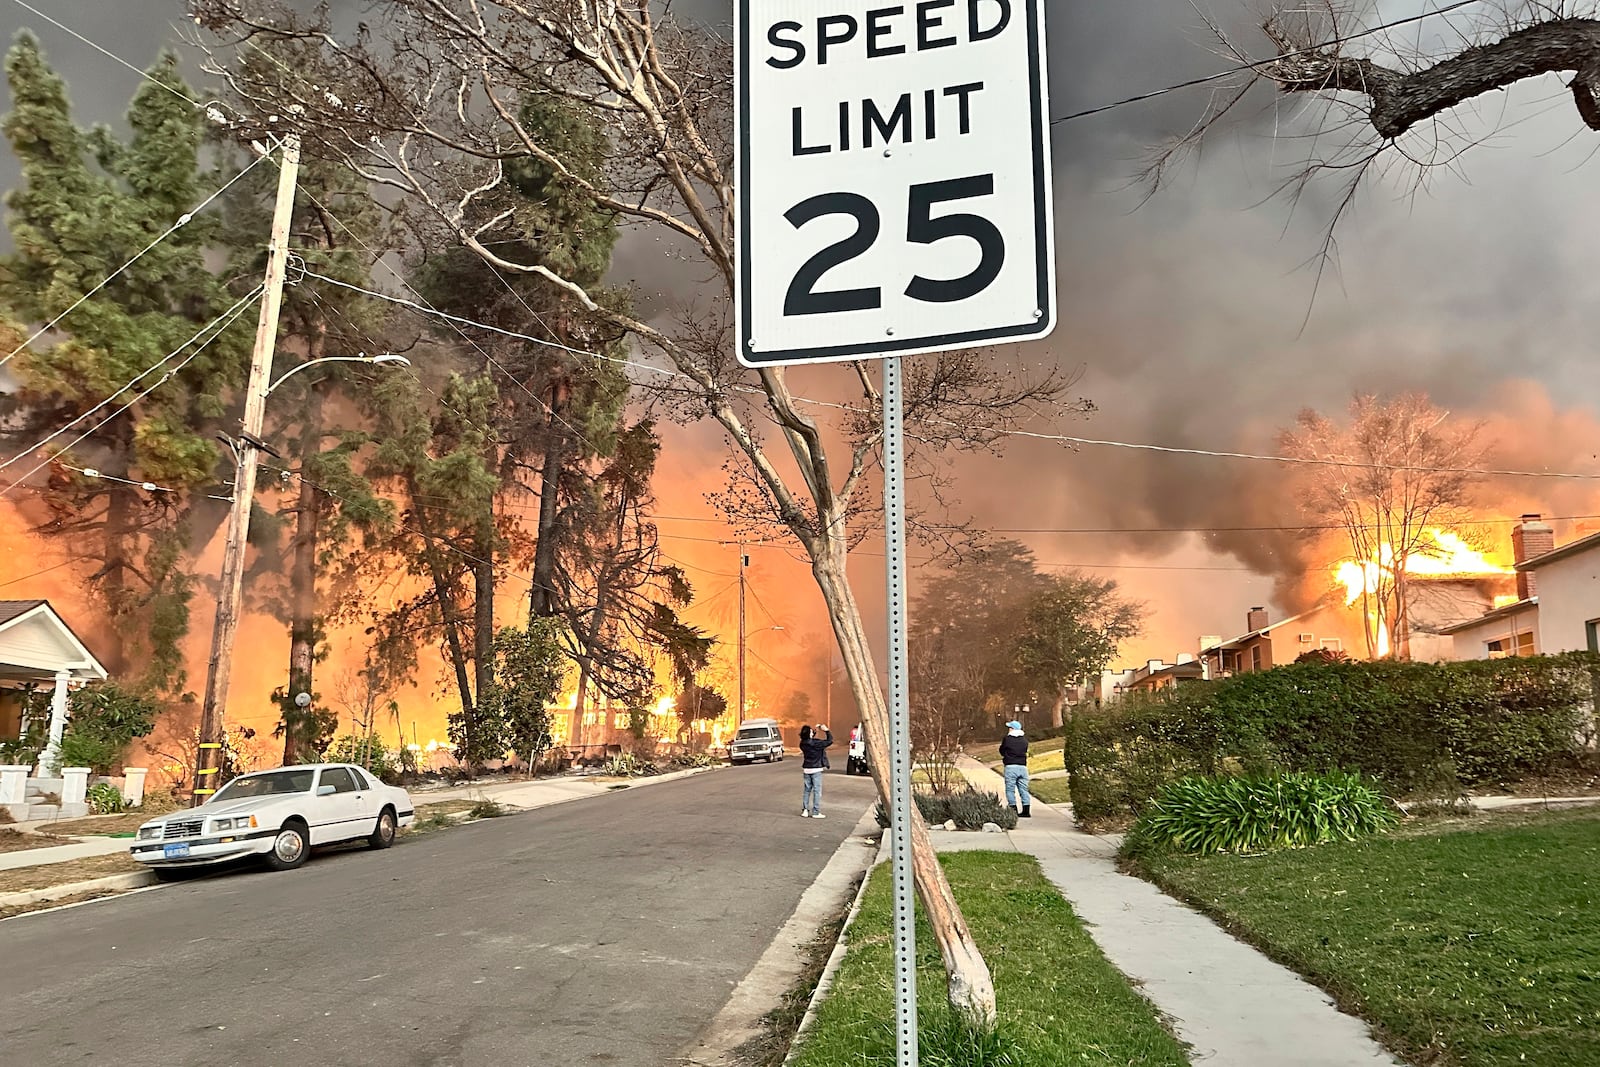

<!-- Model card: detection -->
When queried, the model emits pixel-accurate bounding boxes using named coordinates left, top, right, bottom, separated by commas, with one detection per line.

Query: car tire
left=264, top=820, right=310, bottom=871
left=367, top=807, right=398, bottom=850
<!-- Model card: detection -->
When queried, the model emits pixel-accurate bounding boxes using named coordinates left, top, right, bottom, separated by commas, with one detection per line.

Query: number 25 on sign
left=736, top=0, right=1055, bottom=367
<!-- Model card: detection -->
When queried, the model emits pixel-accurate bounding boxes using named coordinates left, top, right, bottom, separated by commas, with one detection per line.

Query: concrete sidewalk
left=948, top=755, right=1399, bottom=1067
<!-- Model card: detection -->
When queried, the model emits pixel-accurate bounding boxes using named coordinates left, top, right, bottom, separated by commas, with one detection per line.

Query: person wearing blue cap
left=999, top=720, right=1031, bottom=818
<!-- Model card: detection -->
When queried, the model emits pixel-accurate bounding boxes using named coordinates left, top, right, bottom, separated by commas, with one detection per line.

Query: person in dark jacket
left=999, top=719, right=1031, bottom=818
left=798, top=723, right=833, bottom=818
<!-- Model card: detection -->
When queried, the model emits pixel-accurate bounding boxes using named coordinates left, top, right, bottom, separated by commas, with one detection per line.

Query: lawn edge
left=780, top=836, right=888, bottom=1064
left=1122, top=853, right=1422, bottom=1067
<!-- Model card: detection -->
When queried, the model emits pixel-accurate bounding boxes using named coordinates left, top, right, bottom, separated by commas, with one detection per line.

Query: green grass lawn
left=1027, top=777, right=1072, bottom=805
left=788, top=851, right=1189, bottom=1067
left=968, top=734, right=1065, bottom=773
left=1131, top=809, right=1600, bottom=1067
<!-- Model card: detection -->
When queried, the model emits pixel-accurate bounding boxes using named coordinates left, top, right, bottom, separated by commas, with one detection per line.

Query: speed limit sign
left=735, top=0, right=1055, bottom=367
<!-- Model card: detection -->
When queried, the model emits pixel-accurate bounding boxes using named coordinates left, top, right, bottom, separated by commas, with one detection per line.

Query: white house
left=0, top=599, right=109, bottom=774
left=1442, top=516, right=1600, bottom=659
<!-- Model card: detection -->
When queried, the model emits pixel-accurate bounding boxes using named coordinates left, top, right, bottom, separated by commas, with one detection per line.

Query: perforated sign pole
left=735, top=6, right=1055, bottom=1062
left=881, top=354, right=918, bottom=1065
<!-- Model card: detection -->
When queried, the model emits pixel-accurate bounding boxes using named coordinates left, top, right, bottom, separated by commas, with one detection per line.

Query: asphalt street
left=0, top=762, right=877, bottom=1066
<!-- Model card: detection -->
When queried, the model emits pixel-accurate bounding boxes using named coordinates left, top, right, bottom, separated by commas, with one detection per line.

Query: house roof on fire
left=1437, top=597, right=1538, bottom=636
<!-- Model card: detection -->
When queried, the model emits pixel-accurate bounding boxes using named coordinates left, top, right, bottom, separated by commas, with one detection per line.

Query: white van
left=729, top=718, right=785, bottom=764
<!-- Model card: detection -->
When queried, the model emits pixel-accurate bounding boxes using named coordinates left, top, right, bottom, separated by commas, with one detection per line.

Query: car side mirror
left=316, top=784, right=336, bottom=796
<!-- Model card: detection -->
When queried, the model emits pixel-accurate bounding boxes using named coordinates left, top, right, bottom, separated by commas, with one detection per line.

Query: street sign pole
left=882, top=355, right=917, bottom=1066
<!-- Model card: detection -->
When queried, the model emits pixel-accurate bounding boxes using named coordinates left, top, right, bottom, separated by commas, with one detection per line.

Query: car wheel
left=264, top=820, right=310, bottom=871
left=367, top=807, right=397, bottom=850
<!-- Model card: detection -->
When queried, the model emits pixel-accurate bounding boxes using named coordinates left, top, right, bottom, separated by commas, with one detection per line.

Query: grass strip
left=1130, top=808, right=1600, bottom=1067
left=788, top=851, right=1189, bottom=1067
left=1027, top=777, right=1072, bottom=805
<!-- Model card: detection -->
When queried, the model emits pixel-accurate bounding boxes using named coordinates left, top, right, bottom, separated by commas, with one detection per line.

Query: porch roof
left=0, top=600, right=109, bottom=683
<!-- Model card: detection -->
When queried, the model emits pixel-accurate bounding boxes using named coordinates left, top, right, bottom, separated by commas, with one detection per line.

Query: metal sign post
left=734, top=4, right=1055, bottom=1061
left=881, top=355, right=918, bottom=1064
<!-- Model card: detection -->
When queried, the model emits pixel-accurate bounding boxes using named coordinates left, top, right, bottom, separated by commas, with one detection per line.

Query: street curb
left=683, top=805, right=880, bottom=1067
left=0, top=870, right=156, bottom=909
left=783, top=829, right=890, bottom=1064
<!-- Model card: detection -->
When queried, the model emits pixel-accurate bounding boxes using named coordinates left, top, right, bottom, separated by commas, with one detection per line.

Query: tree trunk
left=408, top=476, right=475, bottom=724
left=811, top=539, right=997, bottom=1030
left=528, top=374, right=570, bottom=621
left=570, top=570, right=612, bottom=753
left=473, top=513, right=495, bottom=722
left=1050, top=687, right=1066, bottom=729
left=97, top=426, right=136, bottom=676
left=283, top=376, right=327, bottom=764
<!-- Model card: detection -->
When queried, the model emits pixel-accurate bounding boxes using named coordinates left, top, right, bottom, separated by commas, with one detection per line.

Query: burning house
left=1442, top=516, right=1600, bottom=660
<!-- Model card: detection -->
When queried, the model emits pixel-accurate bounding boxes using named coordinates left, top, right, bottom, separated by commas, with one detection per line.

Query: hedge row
left=1064, top=653, right=1600, bottom=824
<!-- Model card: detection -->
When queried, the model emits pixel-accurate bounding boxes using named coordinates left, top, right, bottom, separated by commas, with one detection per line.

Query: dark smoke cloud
left=5, top=1, right=1598, bottom=663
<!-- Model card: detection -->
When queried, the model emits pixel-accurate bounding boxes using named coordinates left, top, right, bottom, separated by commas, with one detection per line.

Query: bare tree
left=1146, top=2, right=1600, bottom=277
left=1279, top=394, right=1485, bottom=660
left=191, top=0, right=1090, bottom=1025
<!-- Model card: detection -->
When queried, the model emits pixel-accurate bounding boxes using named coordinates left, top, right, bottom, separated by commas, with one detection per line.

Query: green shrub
left=324, top=735, right=400, bottom=782
left=1126, top=771, right=1399, bottom=856
left=875, top=788, right=1018, bottom=831
left=57, top=683, right=160, bottom=774
left=1068, top=653, right=1599, bottom=823
left=85, top=782, right=126, bottom=815
left=603, top=752, right=658, bottom=778
left=467, top=797, right=505, bottom=819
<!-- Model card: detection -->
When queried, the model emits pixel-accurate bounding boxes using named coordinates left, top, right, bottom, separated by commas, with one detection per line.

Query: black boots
left=1019, top=805, right=1031, bottom=818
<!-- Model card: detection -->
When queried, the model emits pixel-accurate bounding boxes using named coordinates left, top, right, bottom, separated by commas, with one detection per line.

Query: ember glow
left=1333, top=528, right=1512, bottom=658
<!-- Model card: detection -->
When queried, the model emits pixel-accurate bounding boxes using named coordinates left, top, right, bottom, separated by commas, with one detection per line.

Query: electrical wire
left=0, top=290, right=262, bottom=498
left=6, top=0, right=204, bottom=109
left=0, top=286, right=265, bottom=475
left=0, top=147, right=275, bottom=372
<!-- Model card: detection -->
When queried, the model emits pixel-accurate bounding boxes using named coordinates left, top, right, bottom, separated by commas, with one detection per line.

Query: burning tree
left=1279, top=394, right=1485, bottom=660
left=189, top=0, right=1091, bottom=1024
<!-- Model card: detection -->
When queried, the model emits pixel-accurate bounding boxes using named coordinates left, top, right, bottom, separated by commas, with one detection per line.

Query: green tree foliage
left=1013, top=573, right=1144, bottom=727
left=58, top=681, right=160, bottom=773
left=362, top=369, right=500, bottom=737
left=0, top=35, right=249, bottom=688
left=479, top=621, right=569, bottom=766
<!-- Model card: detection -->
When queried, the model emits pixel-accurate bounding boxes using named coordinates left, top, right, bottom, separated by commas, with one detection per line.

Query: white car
left=130, top=763, right=415, bottom=876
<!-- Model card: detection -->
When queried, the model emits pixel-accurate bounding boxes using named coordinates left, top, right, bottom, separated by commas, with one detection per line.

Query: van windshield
left=736, top=727, right=771, bottom=740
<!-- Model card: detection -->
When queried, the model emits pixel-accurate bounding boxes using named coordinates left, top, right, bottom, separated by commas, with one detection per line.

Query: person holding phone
left=799, top=723, right=833, bottom=818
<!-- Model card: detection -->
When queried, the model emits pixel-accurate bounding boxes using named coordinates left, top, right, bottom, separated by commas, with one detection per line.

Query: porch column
left=35, top=670, right=70, bottom=776
left=122, top=767, right=148, bottom=807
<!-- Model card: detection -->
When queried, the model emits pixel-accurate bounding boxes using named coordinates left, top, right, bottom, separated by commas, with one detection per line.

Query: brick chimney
left=1246, top=606, right=1269, bottom=632
left=1512, top=514, right=1555, bottom=600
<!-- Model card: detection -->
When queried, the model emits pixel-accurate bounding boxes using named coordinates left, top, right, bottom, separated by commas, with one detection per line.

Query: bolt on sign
left=736, top=0, right=1056, bottom=367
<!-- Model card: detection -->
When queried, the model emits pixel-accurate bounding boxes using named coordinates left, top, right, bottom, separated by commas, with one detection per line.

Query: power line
left=0, top=289, right=263, bottom=497
left=6, top=0, right=204, bottom=109
left=0, top=146, right=274, bottom=372
left=1049, top=0, right=1481, bottom=125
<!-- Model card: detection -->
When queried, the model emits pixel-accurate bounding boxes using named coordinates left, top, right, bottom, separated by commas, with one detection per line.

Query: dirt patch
left=0, top=829, right=72, bottom=854
left=413, top=799, right=477, bottom=818
left=42, top=814, right=149, bottom=836
left=0, top=854, right=142, bottom=895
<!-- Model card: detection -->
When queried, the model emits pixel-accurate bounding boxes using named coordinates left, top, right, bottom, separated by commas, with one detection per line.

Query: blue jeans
left=1003, top=765, right=1031, bottom=809
left=802, top=771, right=823, bottom=815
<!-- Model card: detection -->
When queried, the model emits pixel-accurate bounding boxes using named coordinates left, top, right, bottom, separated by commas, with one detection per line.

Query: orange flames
left=1332, top=528, right=1511, bottom=657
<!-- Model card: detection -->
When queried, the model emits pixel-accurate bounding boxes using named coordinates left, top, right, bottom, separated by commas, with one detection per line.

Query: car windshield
left=211, top=768, right=316, bottom=803
left=736, top=727, right=770, bottom=740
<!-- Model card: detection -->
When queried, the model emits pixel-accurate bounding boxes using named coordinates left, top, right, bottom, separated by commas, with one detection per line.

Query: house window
left=1587, top=619, right=1598, bottom=655
left=1485, top=632, right=1536, bottom=659
left=1250, top=646, right=1262, bottom=671
left=1297, top=633, right=1315, bottom=645
left=1320, top=638, right=1342, bottom=652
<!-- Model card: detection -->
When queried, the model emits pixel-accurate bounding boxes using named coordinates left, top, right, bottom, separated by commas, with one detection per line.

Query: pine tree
left=0, top=35, right=248, bottom=690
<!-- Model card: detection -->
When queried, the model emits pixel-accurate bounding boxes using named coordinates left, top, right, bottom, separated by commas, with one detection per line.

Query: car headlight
left=137, top=825, right=161, bottom=840
left=210, top=815, right=258, bottom=832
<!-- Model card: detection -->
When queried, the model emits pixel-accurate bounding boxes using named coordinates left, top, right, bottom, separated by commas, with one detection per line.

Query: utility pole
left=192, top=135, right=301, bottom=805
left=737, top=544, right=748, bottom=726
